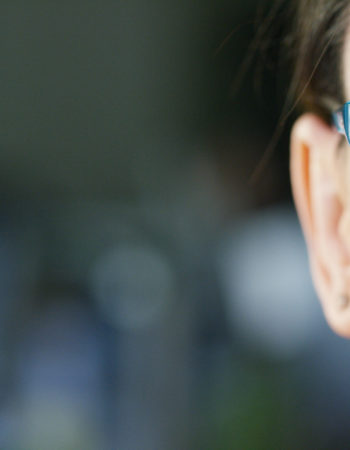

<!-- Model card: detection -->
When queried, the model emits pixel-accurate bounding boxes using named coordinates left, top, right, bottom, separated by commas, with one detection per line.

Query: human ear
left=290, top=113, right=350, bottom=337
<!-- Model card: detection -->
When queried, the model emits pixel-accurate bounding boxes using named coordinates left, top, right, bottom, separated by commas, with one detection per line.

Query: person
left=288, top=0, right=350, bottom=337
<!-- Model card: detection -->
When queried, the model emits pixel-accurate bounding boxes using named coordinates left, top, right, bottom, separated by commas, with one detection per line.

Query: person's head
left=289, top=1, right=350, bottom=336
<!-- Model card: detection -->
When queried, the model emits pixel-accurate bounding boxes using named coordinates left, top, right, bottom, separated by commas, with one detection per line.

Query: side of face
left=290, top=27, right=350, bottom=337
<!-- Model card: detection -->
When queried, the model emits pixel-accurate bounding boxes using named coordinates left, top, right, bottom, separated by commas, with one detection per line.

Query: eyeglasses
left=332, top=101, right=350, bottom=144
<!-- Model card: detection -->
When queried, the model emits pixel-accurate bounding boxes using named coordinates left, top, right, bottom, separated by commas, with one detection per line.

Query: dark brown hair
left=250, top=1, right=350, bottom=181
left=288, top=0, right=350, bottom=120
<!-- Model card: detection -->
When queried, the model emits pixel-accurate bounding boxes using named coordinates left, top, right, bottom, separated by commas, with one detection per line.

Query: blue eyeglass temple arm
left=332, top=101, right=350, bottom=144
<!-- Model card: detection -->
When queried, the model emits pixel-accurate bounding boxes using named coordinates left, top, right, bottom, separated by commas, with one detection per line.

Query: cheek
left=336, top=140, right=348, bottom=197
left=339, top=209, right=350, bottom=258
left=338, top=144, right=350, bottom=249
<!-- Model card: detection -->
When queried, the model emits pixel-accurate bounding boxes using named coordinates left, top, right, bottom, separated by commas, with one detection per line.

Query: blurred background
left=0, top=1, right=349, bottom=449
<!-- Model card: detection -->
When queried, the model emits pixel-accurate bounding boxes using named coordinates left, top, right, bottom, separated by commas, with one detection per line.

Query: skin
left=290, top=26, right=350, bottom=337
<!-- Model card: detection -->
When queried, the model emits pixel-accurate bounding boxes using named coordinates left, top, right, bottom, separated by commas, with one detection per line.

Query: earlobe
left=290, top=113, right=350, bottom=337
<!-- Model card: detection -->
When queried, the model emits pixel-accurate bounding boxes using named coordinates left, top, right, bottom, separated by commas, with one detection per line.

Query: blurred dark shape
left=0, top=2, right=347, bottom=450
